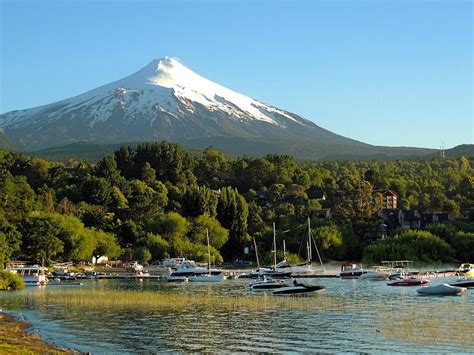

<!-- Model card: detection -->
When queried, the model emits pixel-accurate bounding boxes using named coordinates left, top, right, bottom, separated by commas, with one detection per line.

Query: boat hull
left=272, top=284, right=325, bottom=295
left=387, top=279, right=429, bottom=287
left=166, top=276, right=188, bottom=282
left=188, top=275, right=226, bottom=282
left=417, top=284, right=467, bottom=296
left=449, top=280, right=474, bottom=288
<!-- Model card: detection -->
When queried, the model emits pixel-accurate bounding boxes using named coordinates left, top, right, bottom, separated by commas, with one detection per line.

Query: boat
left=272, top=280, right=325, bottom=295
left=417, top=283, right=467, bottom=296
left=340, top=263, right=367, bottom=279
left=387, top=278, right=429, bottom=286
left=7, top=265, right=48, bottom=286
left=166, top=260, right=223, bottom=278
left=162, top=257, right=187, bottom=269
left=458, top=263, right=474, bottom=278
left=155, top=265, right=172, bottom=276
left=184, top=229, right=226, bottom=283
left=166, top=275, right=188, bottom=282
left=248, top=226, right=291, bottom=279
left=274, top=218, right=324, bottom=277
left=359, top=270, right=389, bottom=281
left=250, top=276, right=287, bottom=290
left=448, top=279, right=474, bottom=288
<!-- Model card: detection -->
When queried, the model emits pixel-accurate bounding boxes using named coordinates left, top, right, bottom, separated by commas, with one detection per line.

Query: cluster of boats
left=5, top=218, right=474, bottom=298
left=338, top=261, right=474, bottom=296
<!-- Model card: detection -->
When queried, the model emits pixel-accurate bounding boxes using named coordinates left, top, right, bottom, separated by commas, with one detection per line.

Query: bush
left=363, top=230, right=455, bottom=264
left=0, top=270, right=25, bottom=290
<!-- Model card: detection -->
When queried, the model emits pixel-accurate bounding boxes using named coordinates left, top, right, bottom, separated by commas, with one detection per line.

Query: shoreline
left=0, top=311, right=70, bottom=354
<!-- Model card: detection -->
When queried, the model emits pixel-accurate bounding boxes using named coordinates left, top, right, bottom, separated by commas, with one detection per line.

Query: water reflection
left=0, top=277, right=473, bottom=353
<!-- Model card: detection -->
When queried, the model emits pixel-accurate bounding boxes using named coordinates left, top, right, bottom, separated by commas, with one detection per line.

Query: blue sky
left=0, top=0, right=472, bottom=148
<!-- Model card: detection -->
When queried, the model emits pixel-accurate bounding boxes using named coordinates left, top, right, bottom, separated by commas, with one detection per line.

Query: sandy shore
left=0, top=311, right=70, bottom=354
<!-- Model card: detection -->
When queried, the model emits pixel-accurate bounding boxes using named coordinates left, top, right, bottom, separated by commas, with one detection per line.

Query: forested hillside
left=1, top=141, right=473, bottom=267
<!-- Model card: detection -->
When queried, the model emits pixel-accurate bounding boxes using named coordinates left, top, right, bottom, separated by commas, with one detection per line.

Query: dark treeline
left=1, top=141, right=473, bottom=267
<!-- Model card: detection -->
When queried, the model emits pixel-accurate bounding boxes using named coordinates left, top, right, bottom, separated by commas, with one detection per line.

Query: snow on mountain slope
left=2, top=57, right=301, bottom=128
left=0, top=57, right=363, bottom=150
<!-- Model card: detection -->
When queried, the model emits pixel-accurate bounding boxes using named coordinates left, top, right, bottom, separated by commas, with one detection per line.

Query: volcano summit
left=0, top=57, right=433, bottom=159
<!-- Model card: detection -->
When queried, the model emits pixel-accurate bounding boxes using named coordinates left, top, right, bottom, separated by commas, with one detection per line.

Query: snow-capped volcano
left=0, top=57, right=362, bottom=151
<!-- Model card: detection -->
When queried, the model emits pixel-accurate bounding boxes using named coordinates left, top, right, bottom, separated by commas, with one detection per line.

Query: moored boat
left=417, top=283, right=466, bottom=296
left=188, top=274, right=226, bottom=282
left=458, top=263, right=474, bottom=278
left=340, top=263, right=367, bottom=279
left=272, top=280, right=325, bottom=295
left=250, top=276, right=287, bottom=290
left=184, top=229, right=226, bottom=283
left=448, top=279, right=474, bottom=288
left=387, top=278, right=429, bottom=286
left=166, top=275, right=188, bottom=282
left=359, top=270, right=389, bottom=281
left=7, top=265, right=48, bottom=286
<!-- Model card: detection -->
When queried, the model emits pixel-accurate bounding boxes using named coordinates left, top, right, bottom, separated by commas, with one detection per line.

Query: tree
left=143, top=233, right=169, bottom=261
left=313, top=225, right=342, bottom=252
left=363, top=230, right=455, bottom=264
left=22, top=215, right=64, bottom=265
left=449, top=231, right=474, bottom=262
left=0, top=173, right=36, bottom=221
left=93, top=229, right=121, bottom=259
left=95, top=156, right=122, bottom=186
left=181, top=185, right=218, bottom=218
left=125, top=180, right=168, bottom=221
left=190, top=213, right=229, bottom=249
left=217, top=187, right=249, bottom=259
left=0, top=211, right=21, bottom=268
left=334, top=177, right=382, bottom=243
left=147, top=212, right=189, bottom=243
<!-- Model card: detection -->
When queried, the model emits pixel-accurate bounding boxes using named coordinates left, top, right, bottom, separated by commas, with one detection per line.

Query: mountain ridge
left=0, top=57, right=441, bottom=159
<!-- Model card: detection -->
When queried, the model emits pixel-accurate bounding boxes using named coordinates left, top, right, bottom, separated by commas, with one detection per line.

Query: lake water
left=1, top=276, right=473, bottom=353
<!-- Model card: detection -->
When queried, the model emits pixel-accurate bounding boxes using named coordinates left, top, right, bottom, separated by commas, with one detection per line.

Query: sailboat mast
left=308, top=217, right=325, bottom=271
left=283, top=239, right=286, bottom=260
left=253, top=237, right=260, bottom=269
left=273, top=222, right=277, bottom=270
left=307, top=217, right=312, bottom=262
left=206, top=228, right=211, bottom=275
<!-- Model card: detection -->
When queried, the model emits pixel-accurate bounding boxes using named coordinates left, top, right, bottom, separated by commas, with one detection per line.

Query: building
left=382, top=190, right=398, bottom=210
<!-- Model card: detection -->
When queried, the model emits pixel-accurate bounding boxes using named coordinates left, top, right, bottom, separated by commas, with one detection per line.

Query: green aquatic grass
left=377, top=300, right=474, bottom=348
left=20, top=288, right=343, bottom=312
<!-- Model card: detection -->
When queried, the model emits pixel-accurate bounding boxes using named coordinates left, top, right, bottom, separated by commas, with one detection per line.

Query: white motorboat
left=274, top=218, right=325, bottom=277
left=272, top=280, right=325, bottom=295
left=162, top=257, right=187, bottom=269
left=180, top=229, right=226, bottom=283
left=248, top=228, right=291, bottom=279
left=7, top=265, right=48, bottom=286
left=167, top=260, right=222, bottom=278
left=359, top=270, right=389, bottom=281
left=250, top=276, right=287, bottom=290
left=449, top=278, right=474, bottom=288
left=166, top=275, right=188, bottom=282
left=340, top=264, right=367, bottom=279
left=458, top=263, right=474, bottom=278
left=188, top=274, right=226, bottom=282
left=155, top=265, right=172, bottom=276
left=417, top=283, right=467, bottom=296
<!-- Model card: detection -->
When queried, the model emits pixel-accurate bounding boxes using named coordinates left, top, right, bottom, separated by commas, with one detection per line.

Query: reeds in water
left=21, top=289, right=344, bottom=312
left=377, top=301, right=474, bottom=348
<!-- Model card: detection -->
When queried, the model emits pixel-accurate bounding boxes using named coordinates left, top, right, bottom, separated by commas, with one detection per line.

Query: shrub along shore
left=0, top=311, right=69, bottom=354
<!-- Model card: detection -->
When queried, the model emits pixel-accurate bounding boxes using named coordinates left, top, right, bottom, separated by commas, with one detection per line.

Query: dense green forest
left=1, top=141, right=473, bottom=267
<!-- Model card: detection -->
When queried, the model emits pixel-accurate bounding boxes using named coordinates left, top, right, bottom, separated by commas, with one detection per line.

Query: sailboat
left=250, top=223, right=292, bottom=279
left=274, top=217, right=324, bottom=277
left=188, top=229, right=226, bottom=283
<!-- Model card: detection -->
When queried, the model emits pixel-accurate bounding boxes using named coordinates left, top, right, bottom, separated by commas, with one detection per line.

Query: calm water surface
left=1, top=276, right=473, bottom=353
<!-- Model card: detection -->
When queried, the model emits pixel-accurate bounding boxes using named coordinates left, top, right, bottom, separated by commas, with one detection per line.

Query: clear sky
left=0, top=0, right=472, bottom=148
